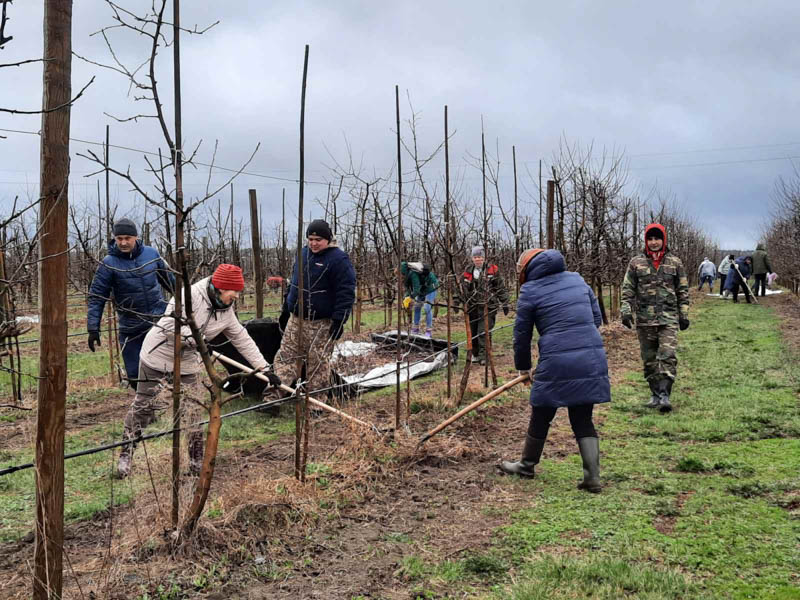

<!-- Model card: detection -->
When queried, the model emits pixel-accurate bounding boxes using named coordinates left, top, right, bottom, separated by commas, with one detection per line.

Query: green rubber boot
left=500, top=435, right=546, bottom=478
left=576, top=437, right=601, bottom=493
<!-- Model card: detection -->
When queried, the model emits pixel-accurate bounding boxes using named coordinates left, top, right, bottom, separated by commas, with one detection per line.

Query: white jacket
left=140, top=277, right=268, bottom=375
left=718, top=256, right=733, bottom=275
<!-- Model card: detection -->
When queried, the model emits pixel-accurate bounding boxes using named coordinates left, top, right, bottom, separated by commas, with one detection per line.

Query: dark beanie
left=113, top=218, right=138, bottom=237
left=306, top=219, right=332, bottom=241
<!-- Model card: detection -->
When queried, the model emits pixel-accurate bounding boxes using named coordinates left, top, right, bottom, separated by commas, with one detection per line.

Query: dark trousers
left=468, top=308, right=496, bottom=360
left=753, top=274, right=767, bottom=297
left=698, top=275, right=714, bottom=291
left=731, top=282, right=752, bottom=303
left=119, top=327, right=151, bottom=387
left=718, top=275, right=727, bottom=295
left=527, top=404, right=597, bottom=440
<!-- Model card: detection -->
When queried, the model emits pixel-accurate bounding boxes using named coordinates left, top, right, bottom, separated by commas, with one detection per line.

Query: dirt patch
left=767, top=291, right=800, bottom=357
left=0, top=312, right=637, bottom=600
left=653, top=490, right=694, bottom=536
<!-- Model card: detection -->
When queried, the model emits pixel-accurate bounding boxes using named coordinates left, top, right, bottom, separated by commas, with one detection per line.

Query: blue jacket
left=724, top=257, right=752, bottom=291
left=513, top=250, right=611, bottom=408
left=285, top=244, right=356, bottom=322
left=88, top=240, right=175, bottom=333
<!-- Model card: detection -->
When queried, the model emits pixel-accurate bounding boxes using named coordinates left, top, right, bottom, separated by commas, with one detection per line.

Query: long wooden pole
left=34, top=1, right=71, bottom=596
left=419, top=375, right=528, bottom=445
left=444, top=105, right=452, bottom=398
left=248, top=189, right=264, bottom=318
left=170, top=0, right=185, bottom=530
left=395, top=84, right=404, bottom=431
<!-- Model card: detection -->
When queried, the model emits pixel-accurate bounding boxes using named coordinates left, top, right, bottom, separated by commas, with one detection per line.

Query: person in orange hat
left=116, top=264, right=280, bottom=478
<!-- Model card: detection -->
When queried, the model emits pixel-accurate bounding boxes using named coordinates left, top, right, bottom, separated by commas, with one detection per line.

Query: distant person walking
left=87, top=218, right=174, bottom=388
left=717, top=254, right=734, bottom=296
left=751, top=243, right=773, bottom=297
left=621, top=223, right=690, bottom=413
left=697, top=257, right=716, bottom=292
left=724, top=255, right=753, bottom=304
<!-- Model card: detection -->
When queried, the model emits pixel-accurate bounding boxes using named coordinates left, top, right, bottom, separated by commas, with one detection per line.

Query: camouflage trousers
left=120, top=363, right=203, bottom=464
left=273, top=315, right=334, bottom=399
left=636, top=325, right=678, bottom=382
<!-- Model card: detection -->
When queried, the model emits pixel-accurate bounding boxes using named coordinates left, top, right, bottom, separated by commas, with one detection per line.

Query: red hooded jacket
left=644, top=223, right=667, bottom=271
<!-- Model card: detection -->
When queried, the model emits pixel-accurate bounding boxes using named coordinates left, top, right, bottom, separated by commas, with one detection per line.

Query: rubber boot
left=499, top=435, right=546, bottom=478
left=576, top=436, right=601, bottom=493
left=658, top=378, right=673, bottom=413
left=425, top=328, right=432, bottom=339
left=187, top=431, right=205, bottom=476
left=116, top=436, right=134, bottom=479
left=644, top=377, right=660, bottom=408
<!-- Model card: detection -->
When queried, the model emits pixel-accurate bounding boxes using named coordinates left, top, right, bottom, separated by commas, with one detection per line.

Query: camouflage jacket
left=620, top=252, right=689, bottom=327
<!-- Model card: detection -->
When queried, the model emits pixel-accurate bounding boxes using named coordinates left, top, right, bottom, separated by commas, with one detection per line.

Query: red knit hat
left=211, top=264, right=245, bottom=291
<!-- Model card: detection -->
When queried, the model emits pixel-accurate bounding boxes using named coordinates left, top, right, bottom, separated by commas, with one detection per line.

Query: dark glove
left=503, top=305, right=510, bottom=316
left=621, top=314, right=633, bottom=329
left=264, top=369, right=281, bottom=388
left=452, top=304, right=460, bottom=315
left=278, top=309, right=290, bottom=333
left=329, top=319, right=344, bottom=341
left=679, top=317, right=690, bottom=331
left=88, top=331, right=101, bottom=352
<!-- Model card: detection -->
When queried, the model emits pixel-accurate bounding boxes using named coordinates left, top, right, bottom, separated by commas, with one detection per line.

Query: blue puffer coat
left=724, top=257, right=752, bottom=291
left=513, top=250, right=611, bottom=408
left=88, top=240, right=175, bottom=333
left=285, top=244, right=356, bottom=322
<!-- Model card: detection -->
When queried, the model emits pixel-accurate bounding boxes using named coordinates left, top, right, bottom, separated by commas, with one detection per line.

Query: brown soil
left=0, top=311, right=657, bottom=599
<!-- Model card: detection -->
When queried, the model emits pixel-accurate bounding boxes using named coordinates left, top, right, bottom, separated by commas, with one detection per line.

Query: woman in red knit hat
left=115, top=264, right=281, bottom=478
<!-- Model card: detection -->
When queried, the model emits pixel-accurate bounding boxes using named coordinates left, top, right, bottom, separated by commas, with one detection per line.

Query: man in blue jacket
left=87, top=218, right=175, bottom=387
left=724, top=255, right=753, bottom=304
left=274, top=219, right=356, bottom=399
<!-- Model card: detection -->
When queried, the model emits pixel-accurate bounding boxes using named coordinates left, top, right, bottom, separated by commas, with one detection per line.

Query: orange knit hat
left=516, top=248, right=546, bottom=286
left=211, top=264, right=245, bottom=291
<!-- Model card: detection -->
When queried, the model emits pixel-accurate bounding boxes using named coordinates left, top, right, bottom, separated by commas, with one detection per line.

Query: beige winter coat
left=140, top=277, right=268, bottom=375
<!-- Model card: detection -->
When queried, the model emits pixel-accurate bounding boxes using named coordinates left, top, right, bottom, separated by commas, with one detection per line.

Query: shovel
left=732, top=263, right=758, bottom=304
left=418, top=373, right=529, bottom=445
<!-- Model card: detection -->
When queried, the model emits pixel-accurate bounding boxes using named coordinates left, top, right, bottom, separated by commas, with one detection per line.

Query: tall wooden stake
left=546, top=180, right=555, bottom=249
left=444, top=105, right=452, bottom=398
left=295, top=45, right=309, bottom=481
left=394, top=84, right=404, bottom=431
left=170, top=0, right=185, bottom=530
left=34, top=1, right=71, bottom=596
left=249, top=189, right=264, bottom=318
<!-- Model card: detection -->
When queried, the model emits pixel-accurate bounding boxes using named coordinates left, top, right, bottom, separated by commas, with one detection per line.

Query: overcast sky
left=2, top=1, right=800, bottom=250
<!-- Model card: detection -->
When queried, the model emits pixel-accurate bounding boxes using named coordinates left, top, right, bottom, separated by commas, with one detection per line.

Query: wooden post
left=248, top=189, right=264, bottom=318
left=444, top=105, right=452, bottom=398
left=34, top=1, right=71, bottom=596
left=546, top=180, right=555, bottom=250
left=395, top=84, right=404, bottom=431
left=295, top=45, right=309, bottom=481
left=513, top=145, right=520, bottom=298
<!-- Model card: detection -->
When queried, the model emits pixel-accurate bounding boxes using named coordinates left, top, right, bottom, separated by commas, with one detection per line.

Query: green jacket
left=621, top=251, right=689, bottom=327
left=400, top=262, right=439, bottom=299
left=751, top=244, right=772, bottom=275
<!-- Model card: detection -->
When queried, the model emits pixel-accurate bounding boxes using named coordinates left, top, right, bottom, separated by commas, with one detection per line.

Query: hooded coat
left=285, top=244, right=356, bottom=322
left=718, top=256, right=734, bottom=276
left=751, top=244, right=772, bottom=275
left=698, top=259, right=716, bottom=280
left=724, top=257, right=752, bottom=291
left=400, top=261, right=439, bottom=299
left=620, top=223, right=689, bottom=327
left=88, top=239, right=174, bottom=333
left=513, top=249, right=611, bottom=408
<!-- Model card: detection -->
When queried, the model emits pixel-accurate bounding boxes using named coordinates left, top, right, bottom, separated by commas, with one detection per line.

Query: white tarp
left=708, top=288, right=783, bottom=299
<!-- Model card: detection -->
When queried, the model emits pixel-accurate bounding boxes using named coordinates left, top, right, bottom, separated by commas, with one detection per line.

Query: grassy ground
left=402, top=295, right=800, bottom=599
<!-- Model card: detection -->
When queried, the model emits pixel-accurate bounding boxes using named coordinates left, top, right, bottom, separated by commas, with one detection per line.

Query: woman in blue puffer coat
left=500, top=249, right=611, bottom=493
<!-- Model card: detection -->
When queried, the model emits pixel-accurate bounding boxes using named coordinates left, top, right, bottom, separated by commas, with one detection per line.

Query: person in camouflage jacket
left=621, top=223, right=690, bottom=413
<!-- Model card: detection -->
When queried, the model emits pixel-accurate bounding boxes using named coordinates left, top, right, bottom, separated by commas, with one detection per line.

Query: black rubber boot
left=500, top=435, right=546, bottom=478
left=658, top=378, right=673, bottom=413
left=645, top=377, right=661, bottom=408
left=576, top=436, right=601, bottom=493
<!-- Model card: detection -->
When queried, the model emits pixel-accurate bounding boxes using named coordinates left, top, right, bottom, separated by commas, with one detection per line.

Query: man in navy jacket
left=87, top=218, right=174, bottom=387
left=274, top=219, right=356, bottom=399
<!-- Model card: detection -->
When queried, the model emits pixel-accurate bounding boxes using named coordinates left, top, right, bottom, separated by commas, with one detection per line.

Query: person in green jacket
left=750, top=243, right=773, bottom=297
left=399, top=261, right=439, bottom=337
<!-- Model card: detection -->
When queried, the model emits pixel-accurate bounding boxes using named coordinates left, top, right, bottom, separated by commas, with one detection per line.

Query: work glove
left=253, top=367, right=282, bottom=388
left=679, top=317, right=690, bottom=331
left=278, top=308, right=290, bottom=333
left=402, top=296, right=413, bottom=310
left=621, top=314, right=633, bottom=329
left=88, top=331, right=101, bottom=352
left=502, top=304, right=510, bottom=316
left=329, top=319, right=344, bottom=341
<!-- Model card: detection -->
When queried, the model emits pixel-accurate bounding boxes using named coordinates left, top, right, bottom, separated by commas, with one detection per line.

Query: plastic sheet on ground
left=707, top=288, right=783, bottom=299
left=333, top=330, right=457, bottom=393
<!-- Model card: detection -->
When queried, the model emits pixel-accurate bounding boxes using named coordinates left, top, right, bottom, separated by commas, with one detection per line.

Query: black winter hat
left=306, top=219, right=332, bottom=241
left=113, top=218, right=138, bottom=237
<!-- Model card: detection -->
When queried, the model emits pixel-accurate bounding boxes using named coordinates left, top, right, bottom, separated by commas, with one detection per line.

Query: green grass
left=402, top=296, right=800, bottom=599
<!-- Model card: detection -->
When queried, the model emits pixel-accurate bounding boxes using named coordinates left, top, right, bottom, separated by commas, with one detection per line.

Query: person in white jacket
left=717, top=254, right=734, bottom=296
left=117, top=264, right=280, bottom=478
